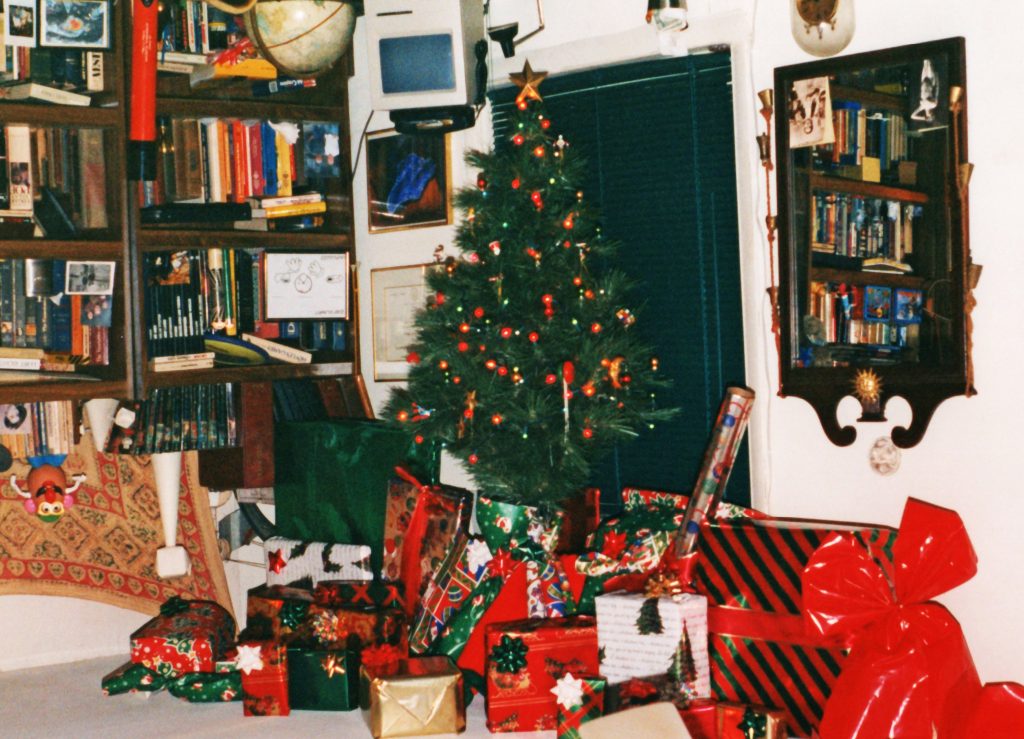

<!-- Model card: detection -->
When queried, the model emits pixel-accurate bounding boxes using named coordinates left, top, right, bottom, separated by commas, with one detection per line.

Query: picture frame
left=5, top=0, right=38, bottom=48
left=863, top=285, right=892, bottom=322
left=65, top=260, right=115, bottom=295
left=39, top=0, right=110, bottom=50
left=367, top=129, right=452, bottom=232
left=894, top=288, right=924, bottom=324
left=263, top=252, right=349, bottom=321
left=370, top=263, right=436, bottom=381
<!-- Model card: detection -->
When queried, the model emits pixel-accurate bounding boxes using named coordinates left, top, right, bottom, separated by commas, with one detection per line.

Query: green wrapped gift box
left=274, top=419, right=439, bottom=576
left=288, top=646, right=359, bottom=711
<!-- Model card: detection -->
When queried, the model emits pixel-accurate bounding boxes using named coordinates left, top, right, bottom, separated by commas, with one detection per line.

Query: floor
left=0, top=655, right=551, bottom=739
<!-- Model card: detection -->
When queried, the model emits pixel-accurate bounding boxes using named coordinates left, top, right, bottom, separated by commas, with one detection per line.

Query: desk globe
left=244, top=0, right=358, bottom=77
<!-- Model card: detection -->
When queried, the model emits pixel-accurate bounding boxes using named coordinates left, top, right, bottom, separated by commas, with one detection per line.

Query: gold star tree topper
left=510, top=60, right=548, bottom=106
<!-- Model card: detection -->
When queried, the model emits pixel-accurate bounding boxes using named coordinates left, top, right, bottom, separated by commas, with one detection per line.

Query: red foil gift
left=484, top=616, right=600, bottom=732
left=802, top=497, right=982, bottom=738
left=238, top=640, right=290, bottom=716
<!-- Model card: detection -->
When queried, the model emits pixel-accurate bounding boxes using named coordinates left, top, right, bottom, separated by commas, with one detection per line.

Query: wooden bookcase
left=0, top=7, right=358, bottom=403
left=0, top=1, right=131, bottom=403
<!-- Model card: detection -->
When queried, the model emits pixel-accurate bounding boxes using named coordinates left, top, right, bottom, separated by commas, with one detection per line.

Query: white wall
left=5, top=0, right=1023, bottom=685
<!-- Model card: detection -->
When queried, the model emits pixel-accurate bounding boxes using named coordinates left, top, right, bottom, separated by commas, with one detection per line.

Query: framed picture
left=263, top=252, right=349, bottom=320
left=5, top=0, right=38, bottom=48
left=894, top=288, right=924, bottom=324
left=65, top=260, right=115, bottom=295
left=371, top=263, right=436, bottom=380
left=367, top=129, right=452, bottom=232
left=39, top=0, right=110, bottom=49
left=787, top=76, right=835, bottom=149
left=863, top=285, right=892, bottom=322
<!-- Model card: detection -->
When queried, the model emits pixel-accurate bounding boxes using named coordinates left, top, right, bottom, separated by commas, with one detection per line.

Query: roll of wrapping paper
left=675, top=386, right=755, bottom=557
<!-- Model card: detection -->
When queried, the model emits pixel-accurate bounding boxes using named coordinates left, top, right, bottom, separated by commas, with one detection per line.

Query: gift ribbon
left=708, top=606, right=847, bottom=648
left=802, top=497, right=982, bottom=739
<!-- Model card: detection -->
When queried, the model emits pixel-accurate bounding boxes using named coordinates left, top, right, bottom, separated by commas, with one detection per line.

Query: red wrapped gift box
left=238, top=640, right=290, bottom=716
left=306, top=603, right=407, bottom=652
left=484, top=616, right=599, bottom=732
left=554, top=673, right=605, bottom=739
left=130, top=597, right=235, bottom=677
left=693, top=514, right=896, bottom=736
left=245, top=584, right=315, bottom=642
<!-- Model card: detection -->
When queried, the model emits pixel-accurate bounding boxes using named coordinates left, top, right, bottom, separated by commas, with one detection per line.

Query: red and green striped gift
left=693, top=516, right=896, bottom=736
left=555, top=673, right=606, bottom=739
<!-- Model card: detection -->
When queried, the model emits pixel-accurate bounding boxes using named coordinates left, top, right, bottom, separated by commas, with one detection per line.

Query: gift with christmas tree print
left=484, top=615, right=600, bottom=732
left=384, top=58, right=675, bottom=507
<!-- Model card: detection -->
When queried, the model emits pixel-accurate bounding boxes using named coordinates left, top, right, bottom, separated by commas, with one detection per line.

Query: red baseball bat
left=128, top=0, right=159, bottom=181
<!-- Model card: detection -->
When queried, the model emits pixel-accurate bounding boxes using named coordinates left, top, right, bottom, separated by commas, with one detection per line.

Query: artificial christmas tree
left=385, top=61, right=674, bottom=506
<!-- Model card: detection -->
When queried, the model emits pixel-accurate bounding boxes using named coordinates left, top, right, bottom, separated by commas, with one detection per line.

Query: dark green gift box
left=274, top=420, right=439, bottom=576
left=287, top=646, right=359, bottom=711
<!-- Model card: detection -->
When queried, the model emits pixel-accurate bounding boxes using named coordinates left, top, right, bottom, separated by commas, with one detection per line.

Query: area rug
left=0, top=430, right=232, bottom=617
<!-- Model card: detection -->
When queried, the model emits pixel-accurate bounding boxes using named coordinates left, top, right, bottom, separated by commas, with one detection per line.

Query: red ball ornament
left=497, top=366, right=509, bottom=376
left=582, top=427, right=594, bottom=439
left=485, top=359, right=498, bottom=370
left=457, top=341, right=469, bottom=352
left=453, top=376, right=462, bottom=384
left=478, top=344, right=487, bottom=352
left=545, top=374, right=558, bottom=385
left=491, top=413, right=503, bottom=425
left=468, top=453, right=479, bottom=465
left=396, top=410, right=409, bottom=422
left=541, top=294, right=554, bottom=305
left=414, top=434, right=424, bottom=444
left=541, top=119, right=551, bottom=130
left=544, top=306, right=555, bottom=318
left=473, top=307, right=485, bottom=318
left=585, top=289, right=595, bottom=300
left=406, top=351, right=421, bottom=364
left=463, top=407, right=474, bottom=419
left=582, top=382, right=596, bottom=397
left=477, top=176, right=487, bottom=189
left=528, top=331, right=539, bottom=343
left=512, top=134, right=524, bottom=146
left=517, top=99, right=528, bottom=110
left=533, top=145, right=545, bottom=158
left=438, top=360, right=449, bottom=370
left=459, top=323, right=471, bottom=333
left=531, top=191, right=543, bottom=207
left=435, top=292, right=446, bottom=305
left=563, top=214, right=575, bottom=230
left=590, top=323, right=602, bottom=334
left=572, top=276, right=582, bottom=286
left=500, top=327, right=513, bottom=339
left=621, top=375, right=632, bottom=384
left=511, top=177, right=521, bottom=189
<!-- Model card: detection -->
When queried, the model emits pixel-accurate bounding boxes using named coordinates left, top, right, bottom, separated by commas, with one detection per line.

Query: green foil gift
left=288, top=646, right=359, bottom=711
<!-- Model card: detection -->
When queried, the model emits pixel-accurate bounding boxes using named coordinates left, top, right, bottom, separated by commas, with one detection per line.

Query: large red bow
left=802, top=498, right=981, bottom=738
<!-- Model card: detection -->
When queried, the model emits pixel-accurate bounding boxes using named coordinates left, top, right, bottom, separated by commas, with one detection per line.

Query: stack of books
left=0, top=47, right=106, bottom=106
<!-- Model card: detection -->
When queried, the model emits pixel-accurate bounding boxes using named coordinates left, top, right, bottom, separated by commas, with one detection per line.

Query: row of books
left=0, top=400, right=75, bottom=459
left=809, top=280, right=924, bottom=349
left=811, top=192, right=921, bottom=268
left=817, top=102, right=911, bottom=173
left=144, top=248, right=347, bottom=364
left=0, top=124, right=108, bottom=235
left=104, top=384, right=238, bottom=455
left=0, top=259, right=110, bottom=365
left=143, top=117, right=340, bottom=217
left=0, top=47, right=106, bottom=107
left=158, top=0, right=242, bottom=59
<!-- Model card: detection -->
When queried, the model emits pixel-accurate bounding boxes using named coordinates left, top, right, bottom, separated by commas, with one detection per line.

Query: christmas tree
left=385, top=62, right=675, bottom=505
left=636, top=596, right=665, bottom=636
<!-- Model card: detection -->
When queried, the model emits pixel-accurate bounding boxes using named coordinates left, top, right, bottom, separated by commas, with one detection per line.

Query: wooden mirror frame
left=774, top=38, right=973, bottom=448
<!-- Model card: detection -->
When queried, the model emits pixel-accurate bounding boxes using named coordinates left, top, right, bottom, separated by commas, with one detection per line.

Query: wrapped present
left=359, top=655, right=465, bottom=738
left=306, top=603, right=407, bottom=652
left=129, top=597, right=236, bottom=677
left=274, top=419, right=440, bottom=577
left=595, top=590, right=709, bottom=698
left=429, top=496, right=572, bottom=677
left=264, top=536, right=373, bottom=587
left=692, top=512, right=897, bottom=737
left=314, top=580, right=405, bottom=610
left=715, top=702, right=788, bottom=739
left=245, top=584, right=315, bottom=642
left=678, top=698, right=718, bottom=738
left=167, top=669, right=241, bottom=702
left=484, top=616, right=600, bottom=732
left=802, top=497, right=981, bottom=739
left=554, top=672, right=606, bottom=739
left=555, top=487, right=602, bottom=554
left=381, top=467, right=472, bottom=614
left=288, top=646, right=358, bottom=711
left=238, top=640, right=290, bottom=716
left=409, top=533, right=491, bottom=654
left=101, top=661, right=167, bottom=696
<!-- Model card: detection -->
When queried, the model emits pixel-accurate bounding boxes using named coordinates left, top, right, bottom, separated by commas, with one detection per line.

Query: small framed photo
left=894, top=288, right=924, bottom=324
left=39, top=0, right=111, bottom=49
left=863, top=285, right=892, bottom=322
left=65, top=260, right=115, bottom=295
left=788, top=76, right=835, bottom=149
left=5, top=0, right=38, bottom=48
left=263, top=252, right=349, bottom=320
left=367, top=129, right=452, bottom=233
left=371, top=263, right=437, bottom=381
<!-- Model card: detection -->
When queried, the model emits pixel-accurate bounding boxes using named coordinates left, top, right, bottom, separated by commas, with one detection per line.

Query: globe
left=244, top=0, right=358, bottom=78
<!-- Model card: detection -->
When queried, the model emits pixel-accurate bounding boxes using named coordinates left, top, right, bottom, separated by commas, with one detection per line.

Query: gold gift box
left=360, top=656, right=466, bottom=738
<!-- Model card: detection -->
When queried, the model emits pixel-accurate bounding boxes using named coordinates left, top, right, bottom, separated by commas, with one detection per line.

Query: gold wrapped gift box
left=359, top=656, right=466, bottom=738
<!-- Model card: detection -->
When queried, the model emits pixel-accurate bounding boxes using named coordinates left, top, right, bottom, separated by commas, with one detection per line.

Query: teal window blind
left=490, top=53, right=750, bottom=508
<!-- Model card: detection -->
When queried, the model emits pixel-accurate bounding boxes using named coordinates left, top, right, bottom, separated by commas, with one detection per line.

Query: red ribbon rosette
left=802, top=497, right=982, bottom=738
left=361, top=643, right=405, bottom=669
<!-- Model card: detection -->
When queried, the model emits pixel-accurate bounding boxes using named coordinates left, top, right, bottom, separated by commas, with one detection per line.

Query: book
left=78, top=128, right=109, bottom=229
left=140, top=201, right=252, bottom=224
left=35, top=187, right=78, bottom=238
left=150, top=350, right=215, bottom=364
left=6, top=125, right=32, bottom=211
left=254, top=199, right=327, bottom=219
left=249, top=191, right=322, bottom=209
left=85, top=51, right=104, bottom=92
left=862, top=256, right=912, bottom=274
left=148, top=355, right=215, bottom=372
left=240, top=332, right=312, bottom=364
left=0, top=82, right=91, bottom=106
left=189, top=57, right=278, bottom=87
left=232, top=214, right=324, bottom=232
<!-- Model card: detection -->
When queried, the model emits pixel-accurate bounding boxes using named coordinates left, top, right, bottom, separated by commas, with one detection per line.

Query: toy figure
left=10, top=457, right=86, bottom=523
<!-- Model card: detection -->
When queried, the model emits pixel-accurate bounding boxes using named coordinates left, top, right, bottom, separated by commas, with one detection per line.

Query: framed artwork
left=370, top=263, right=436, bottom=380
left=787, top=76, right=835, bottom=148
left=65, top=260, right=115, bottom=295
left=39, top=0, right=110, bottom=49
left=863, top=285, right=892, bottom=322
left=263, top=252, right=349, bottom=320
left=5, top=0, right=38, bottom=48
left=367, top=129, right=451, bottom=232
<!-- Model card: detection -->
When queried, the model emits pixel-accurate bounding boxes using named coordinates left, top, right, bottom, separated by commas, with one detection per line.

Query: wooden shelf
left=809, top=173, right=929, bottom=204
left=138, top=228, right=352, bottom=251
left=831, top=84, right=905, bottom=112
left=810, top=266, right=927, bottom=289
left=0, top=239, right=125, bottom=259
left=142, top=361, right=354, bottom=387
left=0, top=378, right=130, bottom=403
left=156, top=98, right=345, bottom=122
left=0, top=104, right=121, bottom=127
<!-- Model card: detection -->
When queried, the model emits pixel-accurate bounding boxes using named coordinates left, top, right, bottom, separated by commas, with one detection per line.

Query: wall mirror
left=774, top=37, right=973, bottom=447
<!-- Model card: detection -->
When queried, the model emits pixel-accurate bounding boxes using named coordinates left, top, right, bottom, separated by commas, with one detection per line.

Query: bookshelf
left=775, top=38, right=973, bottom=447
left=0, top=0, right=131, bottom=403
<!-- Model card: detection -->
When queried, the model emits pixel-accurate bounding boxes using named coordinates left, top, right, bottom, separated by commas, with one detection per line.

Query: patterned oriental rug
left=0, top=431, right=232, bottom=617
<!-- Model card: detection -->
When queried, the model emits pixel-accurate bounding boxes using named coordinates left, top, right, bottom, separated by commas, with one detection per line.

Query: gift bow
left=802, top=497, right=981, bottom=738
left=160, top=596, right=191, bottom=617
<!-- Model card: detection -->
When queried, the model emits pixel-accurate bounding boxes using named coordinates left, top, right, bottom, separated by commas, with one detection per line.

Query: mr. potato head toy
left=10, top=457, right=86, bottom=523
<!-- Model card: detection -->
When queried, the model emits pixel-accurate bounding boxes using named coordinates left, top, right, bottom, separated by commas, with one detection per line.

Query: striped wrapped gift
left=693, top=515, right=896, bottom=737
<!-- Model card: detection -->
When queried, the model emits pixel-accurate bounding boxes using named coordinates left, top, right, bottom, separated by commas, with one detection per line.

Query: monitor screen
left=379, top=34, right=456, bottom=94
